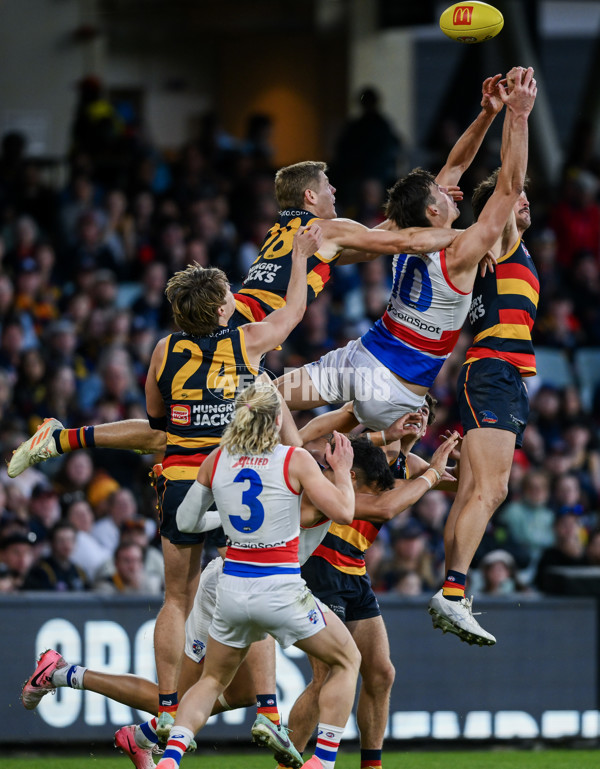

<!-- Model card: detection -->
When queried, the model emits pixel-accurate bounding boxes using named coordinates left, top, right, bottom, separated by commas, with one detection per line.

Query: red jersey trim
left=163, top=453, right=208, bottom=469
left=382, top=312, right=461, bottom=355
left=440, top=248, right=471, bottom=295
left=312, top=543, right=364, bottom=569
left=283, top=447, right=300, bottom=495
left=233, top=292, right=268, bottom=321
left=226, top=537, right=299, bottom=564
left=465, top=347, right=537, bottom=376
left=210, top=449, right=222, bottom=488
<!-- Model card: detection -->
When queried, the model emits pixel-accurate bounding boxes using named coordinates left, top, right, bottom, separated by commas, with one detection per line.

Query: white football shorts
left=209, top=573, right=329, bottom=649
left=303, top=338, right=425, bottom=430
left=184, top=557, right=223, bottom=663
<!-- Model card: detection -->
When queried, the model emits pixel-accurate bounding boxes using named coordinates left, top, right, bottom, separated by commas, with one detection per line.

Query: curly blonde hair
left=221, top=381, right=281, bottom=455
left=165, top=263, right=228, bottom=336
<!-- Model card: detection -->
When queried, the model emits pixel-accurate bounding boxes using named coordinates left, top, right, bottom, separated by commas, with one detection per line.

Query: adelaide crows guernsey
left=156, top=327, right=258, bottom=481
left=361, top=249, right=471, bottom=387
left=465, top=239, right=538, bottom=375
left=235, top=209, right=342, bottom=322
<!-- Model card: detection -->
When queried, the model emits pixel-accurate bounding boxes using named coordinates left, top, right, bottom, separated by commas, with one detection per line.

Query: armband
left=147, top=412, right=167, bottom=431
left=176, top=481, right=215, bottom=533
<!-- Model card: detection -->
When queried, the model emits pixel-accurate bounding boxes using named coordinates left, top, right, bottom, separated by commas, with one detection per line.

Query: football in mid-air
left=439, top=2, right=504, bottom=43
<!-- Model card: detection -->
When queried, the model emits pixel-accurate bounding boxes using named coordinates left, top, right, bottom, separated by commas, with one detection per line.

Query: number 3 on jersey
left=229, top=469, right=265, bottom=532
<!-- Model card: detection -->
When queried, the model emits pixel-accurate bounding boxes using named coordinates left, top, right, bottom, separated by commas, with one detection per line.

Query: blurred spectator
left=535, top=506, right=587, bottom=593
left=66, top=498, right=111, bottom=581
left=0, top=531, right=36, bottom=588
left=92, top=487, right=139, bottom=554
left=585, top=528, right=600, bottom=565
left=549, top=168, right=600, bottom=268
left=476, top=549, right=531, bottom=596
left=94, top=541, right=161, bottom=595
left=23, top=521, right=89, bottom=591
left=95, top=518, right=164, bottom=588
left=0, top=561, right=18, bottom=593
left=499, top=469, right=555, bottom=569
left=378, top=519, right=438, bottom=593
left=28, top=480, right=61, bottom=548
left=332, top=86, right=403, bottom=212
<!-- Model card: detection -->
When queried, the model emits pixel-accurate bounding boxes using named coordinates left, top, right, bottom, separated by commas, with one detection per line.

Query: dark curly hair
left=349, top=437, right=395, bottom=492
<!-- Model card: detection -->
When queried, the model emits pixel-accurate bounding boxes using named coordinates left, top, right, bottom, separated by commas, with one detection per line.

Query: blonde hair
left=221, top=381, right=281, bottom=455
left=274, top=161, right=327, bottom=210
left=165, top=263, right=228, bottom=336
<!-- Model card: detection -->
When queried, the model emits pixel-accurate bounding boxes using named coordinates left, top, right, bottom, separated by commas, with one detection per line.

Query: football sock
left=54, top=426, right=95, bottom=454
left=314, top=722, right=344, bottom=768
left=361, top=748, right=382, bottom=768
left=257, top=693, right=280, bottom=725
left=442, top=569, right=466, bottom=601
left=161, top=725, right=194, bottom=766
left=51, top=664, right=87, bottom=689
left=139, top=717, right=160, bottom=746
left=159, top=691, right=178, bottom=716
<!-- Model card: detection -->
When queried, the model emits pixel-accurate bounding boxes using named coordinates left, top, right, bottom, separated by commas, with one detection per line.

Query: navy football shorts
left=457, top=358, right=529, bottom=448
left=156, top=476, right=205, bottom=546
left=301, top=555, right=381, bottom=623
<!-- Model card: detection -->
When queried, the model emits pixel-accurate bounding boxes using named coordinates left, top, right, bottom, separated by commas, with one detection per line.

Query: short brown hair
left=385, top=168, right=437, bottom=229
left=274, top=161, right=327, bottom=210
left=165, top=263, right=228, bottom=336
left=472, top=168, right=529, bottom=221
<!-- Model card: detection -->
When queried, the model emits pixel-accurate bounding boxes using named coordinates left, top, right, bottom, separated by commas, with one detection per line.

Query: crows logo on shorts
left=479, top=410, right=498, bottom=424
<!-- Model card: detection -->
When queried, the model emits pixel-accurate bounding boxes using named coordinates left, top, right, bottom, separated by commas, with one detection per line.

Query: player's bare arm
left=289, top=431, right=355, bottom=524
left=353, top=433, right=459, bottom=522
left=243, top=224, right=320, bottom=359
left=444, top=67, right=536, bottom=292
left=321, top=217, right=459, bottom=262
left=436, top=74, right=505, bottom=188
left=145, top=337, right=168, bottom=422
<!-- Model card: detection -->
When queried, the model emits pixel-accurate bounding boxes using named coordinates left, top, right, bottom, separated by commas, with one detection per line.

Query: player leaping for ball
left=428, top=101, right=540, bottom=647
left=275, top=68, right=536, bottom=436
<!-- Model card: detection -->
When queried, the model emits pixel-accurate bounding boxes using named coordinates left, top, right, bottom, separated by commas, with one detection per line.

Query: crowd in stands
left=0, top=77, right=599, bottom=597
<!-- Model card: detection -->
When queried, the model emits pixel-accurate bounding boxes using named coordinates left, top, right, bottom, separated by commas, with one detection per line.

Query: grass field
left=3, top=750, right=600, bottom=769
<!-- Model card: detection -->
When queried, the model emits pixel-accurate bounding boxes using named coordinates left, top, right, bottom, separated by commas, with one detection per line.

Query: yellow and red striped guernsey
left=312, top=518, right=384, bottom=576
left=156, top=327, right=258, bottom=481
left=237, top=209, right=342, bottom=315
left=464, top=239, right=539, bottom=375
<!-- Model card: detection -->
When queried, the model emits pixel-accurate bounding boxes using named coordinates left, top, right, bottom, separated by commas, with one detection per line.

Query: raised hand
left=293, top=223, right=323, bottom=259
left=500, top=66, right=537, bottom=116
left=481, top=74, right=504, bottom=116
left=325, top=430, right=354, bottom=474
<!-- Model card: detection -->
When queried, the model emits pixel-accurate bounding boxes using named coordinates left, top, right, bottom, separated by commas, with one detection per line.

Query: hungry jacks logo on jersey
left=171, top=404, right=191, bottom=425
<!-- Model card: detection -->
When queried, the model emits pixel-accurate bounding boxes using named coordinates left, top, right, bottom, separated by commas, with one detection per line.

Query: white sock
left=51, top=664, right=87, bottom=690
left=314, top=722, right=344, bottom=768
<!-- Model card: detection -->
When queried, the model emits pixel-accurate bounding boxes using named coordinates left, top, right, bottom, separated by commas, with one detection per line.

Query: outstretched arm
left=444, top=67, right=536, bottom=291
left=436, top=74, right=504, bottom=188
left=243, top=224, right=320, bottom=359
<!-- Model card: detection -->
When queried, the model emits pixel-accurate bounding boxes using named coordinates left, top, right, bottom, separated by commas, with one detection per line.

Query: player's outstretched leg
left=8, top=418, right=63, bottom=477
left=428, top=589, right=496, bottom=646
left=21, top=648, right=68, bottom=709
left=115, top=725, right=161, bottom=769
left=251, top=714, right=303, bottom=768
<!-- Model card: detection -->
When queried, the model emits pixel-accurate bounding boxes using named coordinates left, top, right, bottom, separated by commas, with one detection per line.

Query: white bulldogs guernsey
left=210, top=444, right=302, bottom=577
left=361, top=249, right=471, bottom=387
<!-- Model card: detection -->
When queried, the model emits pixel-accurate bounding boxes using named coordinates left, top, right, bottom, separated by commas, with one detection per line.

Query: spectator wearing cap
left=94, top=541, right=161, bottom=595
left=66, top=498, right=111, bottom=581
left=535, top=506, right=587, bottom=593
left=0, top=531, right=36, bottom=588
left=477, top=549, right=531, bottom=596
left=23, top=520, right=89, bottom=591
left=378, top=519, right=437, bottom=593
left=28, top=480, right=61, bottom=548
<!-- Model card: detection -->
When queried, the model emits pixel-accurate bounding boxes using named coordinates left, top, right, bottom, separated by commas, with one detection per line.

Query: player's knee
left=475, top=479, right=508, bottom=513
left=364, top=660, right=395, bottom=693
